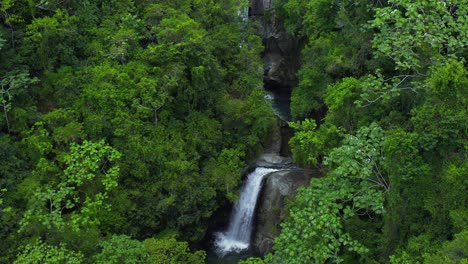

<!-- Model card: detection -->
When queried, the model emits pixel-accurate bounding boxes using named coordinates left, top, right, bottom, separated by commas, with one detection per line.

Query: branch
left=362, top=95, right=384, bottom=107
left=373, top=164, right=390, bottom=191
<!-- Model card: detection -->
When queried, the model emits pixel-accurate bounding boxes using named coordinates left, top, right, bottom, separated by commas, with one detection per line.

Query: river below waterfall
left=203, top=4, right=295, bottom=254
left=204, top=88, right=293, bottom=263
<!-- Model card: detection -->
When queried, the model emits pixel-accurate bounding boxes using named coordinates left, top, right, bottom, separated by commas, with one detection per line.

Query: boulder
left=264, top=118, right=292, bottom=155
left=251, top=153, right=295, bottom=170
left=253, top=169, right=310, bottom=255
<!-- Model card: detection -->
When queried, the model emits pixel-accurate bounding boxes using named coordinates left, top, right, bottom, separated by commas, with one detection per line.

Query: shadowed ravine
left=204, top=81, right=295, bottom=264
left=204, top=83, right=294, bottom=264
left=204, top=1, right=300, bottom=262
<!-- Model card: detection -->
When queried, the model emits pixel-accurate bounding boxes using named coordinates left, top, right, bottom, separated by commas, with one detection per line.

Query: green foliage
left=290, top=67, right=328, bottom=120
left=279, top=0, right=467, bottom=263
left=22, top=9, right=80, bottom=70
left=0, top=31, right=5, bottom=50
left=357, top=0, right=468, bottom=107
left=289, top=119, right=340, bottom=166
left=94, top=235, right=148, bottom=264
left=0, top=188, right=6, bottom=211
left=1, top=0, right=466, bottom=263
left=271, top=176, right=369, bottom=263
left=281, top=0, right=338, bottom=36
left=219, top=89, right=276, bottom=158
left=14, top=240, right=83, bottom=264
left=240, top=257, right=265, bottom=264
left=144, top=237, right=206, bottom=264
left=285, top=0, right=373, bottom=121
left=411, top=60, right=467, bottom=153
left=325, top=123, right=390, bottom=194
left=390, top=230, right=468, bottom=264
left=325, top=77, right=370, bottom=131
left=424, top=230, right=468, bottom=264
left=0, top=70, right=38, bottom=133
left=389, top=235, right=435, bottom=264
left=371, top=0, right=468, bottom=71
left=325, top=77, right=360, bottom=113
left=379, top=60, right=467, bottom=255
left=19, top=140, right=121, bottom=233
left=202, top=147, right=245, bottom=202
left=0, top=0, right=277, bottom=262
left=271, top=124, right=388, bottom=263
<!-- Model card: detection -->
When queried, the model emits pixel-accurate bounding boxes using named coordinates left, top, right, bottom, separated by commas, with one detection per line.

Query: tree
left=0, top=188, right=6, bottom=212
left=269, top=124, right=388, bottom=263
left=202, top=147, right=245, bottom=202
left=371, top=0, right=468, bottom=71
left=144, top=237, right=205, bottom=264
left=14, top=240, right=83, bottom=264
left=288, top=118, right=340, bottom=166
left=93, top=235, right=148, bottom=264
left=21, top=9, right=80, bottom=71
left=19, top=140, right=121, bottom=233
left=0, top=0, right=299, bottom=262
left=132, top=76, right=168, bottom=125
left=290, top=67, right=329, bottom=120
left=0, top=31, right=5, bottom=49
left=359, top=0, right=468, bottom=106
left=0, top=70, right=37, bottom=133
left=324, top=77, right=366, bottom=131
left=424, top=230, right=468, bottom=264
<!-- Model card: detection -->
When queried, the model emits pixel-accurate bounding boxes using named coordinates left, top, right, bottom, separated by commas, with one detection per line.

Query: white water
left=238, top=1, right=249, bottom=22
left=215, top=167, right=279, bottom=255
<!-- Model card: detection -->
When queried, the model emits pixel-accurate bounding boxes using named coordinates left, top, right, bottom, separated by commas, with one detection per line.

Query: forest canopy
left=241, top=0, right=468, bottom=263
left=1, top=0, right=467, bottom=263
left=1, top=0, right=275, bottom=262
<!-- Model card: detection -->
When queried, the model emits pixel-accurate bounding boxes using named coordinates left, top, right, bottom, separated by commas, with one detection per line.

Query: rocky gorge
left=249, top=0, right=309, bottom=256
left=206, top=0, right=311, bottom=259
left=202, top=1, right=312, bottom=262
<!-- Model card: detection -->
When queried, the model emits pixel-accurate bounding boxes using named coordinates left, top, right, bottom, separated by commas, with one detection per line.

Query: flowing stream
left=265, top=92, right=292, bottom=122
left=214, top=167, right=279, bottom=255
left=207, top=5, right=293, bottom=259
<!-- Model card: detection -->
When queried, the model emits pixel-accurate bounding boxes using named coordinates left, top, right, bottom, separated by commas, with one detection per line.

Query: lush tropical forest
left=0, top=0, right=467, bottom=263
left=242, top=0, right=468, bottom=263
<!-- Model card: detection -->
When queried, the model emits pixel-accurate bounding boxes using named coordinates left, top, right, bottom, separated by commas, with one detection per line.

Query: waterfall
left=238, top=6, right=249, bottom=22
left=214, top=167, right=279, bottom=255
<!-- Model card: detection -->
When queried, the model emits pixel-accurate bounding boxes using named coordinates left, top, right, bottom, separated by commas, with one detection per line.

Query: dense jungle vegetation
left=244, top=0, right=468, bottom=263
left=0, top=0, right=274, bottom=262
left=0, top=0, right=467, bottom=263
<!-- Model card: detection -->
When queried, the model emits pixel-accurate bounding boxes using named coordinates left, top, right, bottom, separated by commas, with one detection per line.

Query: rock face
left=247, top=0, right=308, bottom=256
left=253, top=169, right=310, bottom=255
left=250, top=0, right=301, bottom=92
left=263, top=30, right=300, bottom=91
left=264, top=118, right=292, bottom=155
left=251, top=0, right=273, bottom=15
left=254, top=153, right=293, bottom=169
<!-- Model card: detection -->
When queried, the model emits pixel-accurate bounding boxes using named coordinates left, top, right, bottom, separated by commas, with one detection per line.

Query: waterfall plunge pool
left=203, top=85, right=294, bottom=263
left=205, top=167, right=280, bottom=263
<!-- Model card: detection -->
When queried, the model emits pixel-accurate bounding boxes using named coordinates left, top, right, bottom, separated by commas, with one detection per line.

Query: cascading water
left=214, top=167, right=279, bottom=255
left=238, top=5, right=249, bottom=22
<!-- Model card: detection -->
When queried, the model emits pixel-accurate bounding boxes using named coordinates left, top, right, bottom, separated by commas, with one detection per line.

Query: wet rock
left=250, top=0, right=302, bottom=92
left=254, top=169, right=310, bottom=255
left=252, top=153, right=294, bottom=170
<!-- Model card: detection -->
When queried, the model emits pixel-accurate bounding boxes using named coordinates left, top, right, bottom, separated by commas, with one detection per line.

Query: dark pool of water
left=265, top=91, right=292, bottom=122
